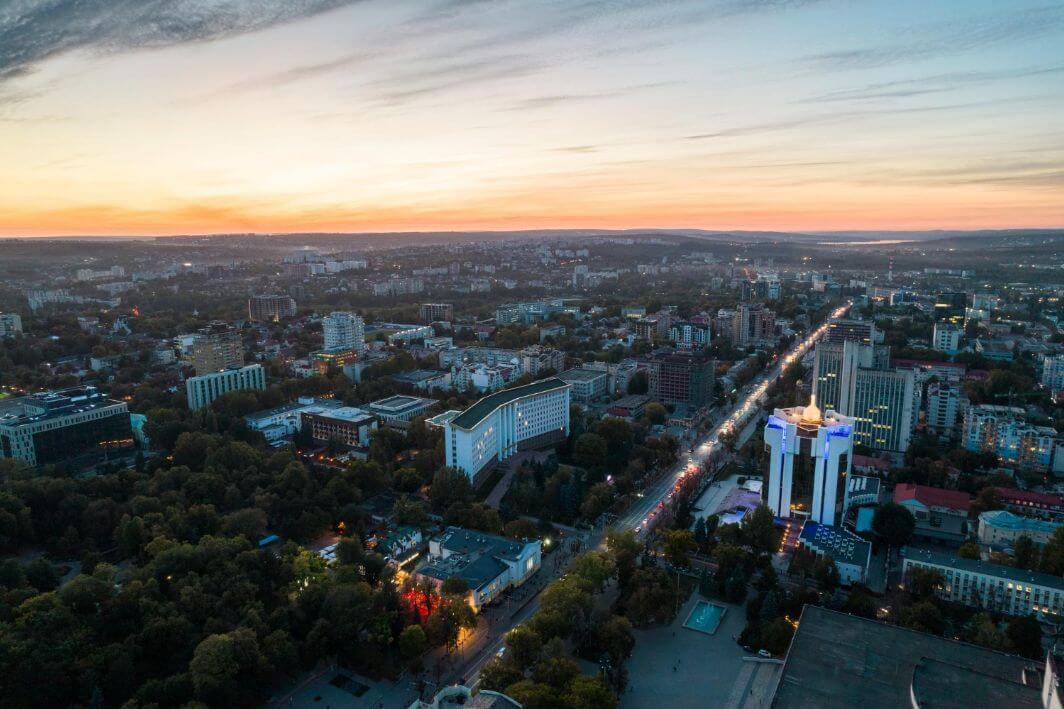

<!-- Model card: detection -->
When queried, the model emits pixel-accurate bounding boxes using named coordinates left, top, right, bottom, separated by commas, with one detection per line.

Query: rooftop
left=904, top=545, right=1064, bottom=591
left=364, top=395, right=435, bottom=414
left=798, top=521, right=871, bottom=567
left=773, top=605, right=1038, bottom=708
left=450, top=377, right=569, bottom=430
left=995, top=487, right=1064, bottom=508
left=894, top=483, right=971, bottom=513
left=556, top=367, right=607, bottom=383
left=0, top=386, right=127, bottom=428
left=307, top=406, right=376, bottom=424
left=979, top=509, right=1059, bottom=535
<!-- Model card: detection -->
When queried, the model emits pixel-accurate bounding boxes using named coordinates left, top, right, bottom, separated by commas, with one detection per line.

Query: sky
left=2, top=0, right=1064, bottom=236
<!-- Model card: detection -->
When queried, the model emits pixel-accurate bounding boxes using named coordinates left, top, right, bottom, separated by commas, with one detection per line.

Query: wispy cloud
left=803, top=4, right=1064, bottom=72
left=0, top=0, right=361, bottom=80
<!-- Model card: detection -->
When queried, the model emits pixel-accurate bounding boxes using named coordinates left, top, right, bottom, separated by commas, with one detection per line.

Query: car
left=758, top=649, right=772, bottom=658
left=496, top=646, right=507, bottom=659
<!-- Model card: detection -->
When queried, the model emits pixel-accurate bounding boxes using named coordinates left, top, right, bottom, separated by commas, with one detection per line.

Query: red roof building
left=995, top=487, right=1064, bottom=521
left=894, top=483, right=971, bottom=514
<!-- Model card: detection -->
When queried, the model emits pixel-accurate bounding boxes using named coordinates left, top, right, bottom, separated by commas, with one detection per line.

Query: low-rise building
left=243, top=397, right=343, bottom=445
left=392, top=369, right=451, bottom=392
left=363, top=395, right=438, bottom=429
left=0, top=312, right=23, bottom=338
left=902, top=546, right=1064, bottom=618
left=978, top=510, right=1060, bottom=548
left=556, top=367, right=608, bottom=404
left=301, top=406, right=378, bottom=447
left=798, top=521, right=871, bottom=584
left=964, top=404, right=1057, bottom=471
left=894, top=483, right=971, bottom=542
left=995, top=487, right=1064, bottom=521
left=416, top=527, right=542, bottom=611
left=606, top=394, right=651, bottom=420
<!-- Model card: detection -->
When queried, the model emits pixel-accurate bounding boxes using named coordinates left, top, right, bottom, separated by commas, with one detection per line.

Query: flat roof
left=773, top=605, right=1038, bottom=708
left=557, top=367, right=607, bottom=383
left=365, top=395, right=435, bottom=413
left=307, top=406, right=376, bottom=424
left=450, top=377, right=569, bottom=430
left=798, top=521, right=871, bottom=567
left=903, top=546, right=1064, bottom=590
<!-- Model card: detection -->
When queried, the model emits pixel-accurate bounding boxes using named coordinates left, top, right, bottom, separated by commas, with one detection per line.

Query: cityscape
left=2, top=2, right=1064, bottom=709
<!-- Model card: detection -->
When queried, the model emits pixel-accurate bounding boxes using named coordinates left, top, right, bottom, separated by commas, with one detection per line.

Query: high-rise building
left=444, top=378, right=571, bottom=485
left=926, top=382, right=963, bottom=439
left=933, top=291, right=967, bottom=324
left=322, top=311, right=365, bottom=354
left=186, top=364, right=266, bottom=411
left=731, top=303, right=776, bottom=347
left=642, top=351, right=715, bottom=407
left=0, top=312, right=23, bottom=338
left=0, top=386, right=133, bottom=467
left=963, top=404, right=1056, bottom=471
left=668, top=321, right=711, bottom=350
left=248, top=294, right=296, bottom=322
left=763, top=397, right=855, bottom=525
left=812, top=340, right=917, bottom=452
left=821, top=319, right=875, bottom=345
left=932, top=321, right=962, bottom=355
left=187, top=321, right=243, bottom=374
left=1042, top=354, right=1064, bottom=397
left=420, top=303, right=454, bottom=323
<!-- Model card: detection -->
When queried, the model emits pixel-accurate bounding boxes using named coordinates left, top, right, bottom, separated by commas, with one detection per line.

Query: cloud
left=0, top=0, right=360, bottom=80
left=803, top=4, right=1064, bottom=72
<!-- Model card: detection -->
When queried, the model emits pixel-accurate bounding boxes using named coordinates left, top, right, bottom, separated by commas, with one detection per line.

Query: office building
left=894, top=483, right=971, bottom=542
left=392, top=369, right=451, bottom=392
left=420, top=303, right=454, bottom=323
left=439, top=347, right=519, bottom=369
left=978, top=510, right=1060, bottom=549
left=0, top=386, right=133, bottom=467
left=797, top=521, right=871, bottom=584
left=556, top=367, right=608, bottom=404
left=848, top=364, right=919, bottom=453
left=451, top=363, right=520, bottom=393
left=772, top=605, right=1041, bottom=708
left=363, top=395, right=438, bottom=429
left=372, top=277, right=423, bottom=297
left=932, top=321, right=962, bottom=355
left=842, top=475, right=882, bottom=517
left=994, top=488, right=1064, bottom=522
left=731, top=303, right=776, bottom=347
left=322, top=311, right=366, bottom=354
left=1043, top=354, right=1064, bottom=396
left=417, top=527, right=542, bottom=611
left=301, top=406, right=378, bottom=447
left=388, top=325, right=434, bottom=347
left=244, top=397, right=343, bottom=446
left=963, top=405, right=1057, bottom=471
left=902, top=546, right=1064, bottom=618
left=495, top=300, right=562, bottom=325
left=187, top=321, right=244, bottom=374
left=933, top=291, right=967, bottom=325
left=444, top=378, right=570, bottom=485
left=764, top=397, right=855, bottom=526
left=0, top=312, right=22, bottom=338
left=310, top=347, right=359, bottom=374
left=248, top=294, right=297, bottom=322
left=185, top=364, right=266, bottom=411
left=668, top=321, right=711, bottom=349
left=926, top=382, right=963, bottom=439
left=641, top=351, right=714, bottom=408
left=821, top=319, right=875, bottom=345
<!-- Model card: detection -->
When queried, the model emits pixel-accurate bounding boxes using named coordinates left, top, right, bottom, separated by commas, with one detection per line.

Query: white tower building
left=763, top=396, right=855, bottom=526
left=323, top=311, right=366, bottom=354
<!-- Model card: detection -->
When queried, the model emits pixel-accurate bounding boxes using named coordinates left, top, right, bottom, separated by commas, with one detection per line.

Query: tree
left=399, top=625, right=428, bottom=660
left=725, top=567, right=748, bottom=603
left=504, top=518, right=539, bottom=540
left=441, top=576, right=470, bottom=598
left=480, top=657, right=523, bottom=692
left=813, top=556, right=841, bottom=591
left=645, top=402, right=667, bottom=425
left=742, top=505, right=779, bottom=555
left=1014, top=535, right=1037, bottom=570
left=506, top=625, right=544, bottom=670
left=189, top=629, right=264, bottom=704
left=872, top=503, right=915, bottom=547
left=906, top=567, right=944, bottom=600
left=966, top=613, right=1007, bottom=651
left=761, top=617, right=794, bottom=655
left=958, top=542, right=981, bottom=560
left=900, top=601, right=944, bottom=635
left=842, top=591, right=877, bottom=619
left=429, top=467, right=474, bottom=512
left=574, top=433, right=608, bottom=470
left=569, top=552, right=613, bottom=591
left=627, top=370, right=648, bottom=395
left=58, top=573, right=112, bottom=613
left=505, top=679, right=560, bottom=709
left=25, top=557, right=60, bottom=591
left=1006, top=615, right=1043, bottom=660
left=562, top=675, right=618, bottom=709
left=1040, top=527, right=1064, bottom=575
left=662, top=529, right=696, bottom=568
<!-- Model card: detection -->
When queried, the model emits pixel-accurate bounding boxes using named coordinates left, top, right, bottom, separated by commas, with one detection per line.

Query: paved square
left=622, top=593, right=779, bottom=709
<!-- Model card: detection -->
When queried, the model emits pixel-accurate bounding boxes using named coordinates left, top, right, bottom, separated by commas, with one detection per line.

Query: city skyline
left=3, top=0, right=1064, bottom=237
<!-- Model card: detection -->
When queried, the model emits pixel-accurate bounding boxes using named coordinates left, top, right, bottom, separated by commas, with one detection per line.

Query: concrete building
left=894, top=483, right=971, bottom=542
left=243, top=397, right=343, bottom=445
left=731, top=303, right=776, bottom=347
left=363, top=395, right=438, bottom=429
left=0, top=386, right=133, bottom=467
left=668, top=321, right=711, bottom=349
left=417, top=527, right=542, bottom=611
left=772, top=605, right=1041, bottom=708
left=934, top=291, right=968, bottom=325
left=926, top=382, right=963, bottom=439
left=392, top=369, right=451, bottom=392
left=821, top=319, right=876, bottom=345
left=519, top=346, right=565, bottom=376
left=764, top=397, right=855, bottom=526
left=444, top=378, right=570, bottom=485
left=842, top=474, right=882, bottom=517
left=322, top=311, right=366, bottom=354
left=420, top=303, right=454, bottom=323
left=1043, top=354, right=1064, bottom=397
left=797, top=521, right=871, bottom=584
left=995, top=488, right=1064, bottom=522
left=302, top=406, right=378, bottom=447
left=978, top=510, right=1060, bottom=549
left=902, top=546, right=1064, bottom=618
left=187, top=321, right=244, bottom=374
left=0, top=312, right=22, bottom=338
left=963, top=404, right=1057, bottom=471
left=185, top=364, right=266, bottom=411
left=642, top=351, right=714, bottom=408
left=248, top=294, right=297, bottom=322
left=451, top=363, right=520, bottom=393
left=556, top=367, right=608, bottom=404
left=933, top=321, right=963, bottom=355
